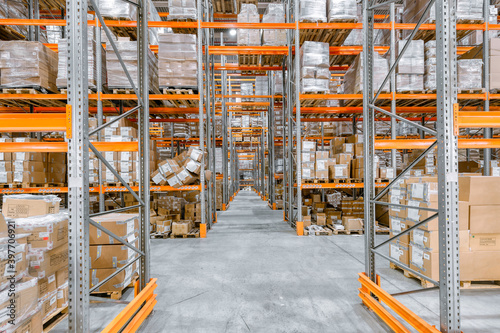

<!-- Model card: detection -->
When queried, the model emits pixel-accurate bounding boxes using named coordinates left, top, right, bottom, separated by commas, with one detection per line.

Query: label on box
left=39, top=232, right=50, bottom=240
left=411, top=246, right=424, bottom=268
left=50, top=295, right=56, bottom=306
left=121, top=152, right=131, bottom=160
left=423, top=253, right=430, bottom=260
left=390, top=195, right=401, bottom=212
left=105, top=170, right=115, bottom=182
left=407, top=200, right=420, bottom=221
left=391, top=218, right=402, bottom=233
left=412, top=183, right=425, bottom=200
left=57, top=289, right=63, bottom=299
left=386, top=168, right=394, bottom=179
left=413, top=229, right=425, bottom=247
left=334, top=165, right=344, bottom=177
left=0, top=163, right=6, bottom=172
left=0, top=172, right=7, bottom=183
left=48, top=274, right=56, bottom=284
left=390, top=244, right=402, bottom=261
left=104, top=152, right=114, bottom=161
left=479, top=236, right=496, bottom=247
left=15, top=152, right=24, bottom=160
left=492, top=167, right=500, bottom=177
left=152, top=172, right=164, bottom=184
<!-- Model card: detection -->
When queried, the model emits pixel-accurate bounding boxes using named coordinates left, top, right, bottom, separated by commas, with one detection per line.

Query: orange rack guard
left=358, top=273, right=439, bottom=333
left=102, top=278, right=157, bottom=333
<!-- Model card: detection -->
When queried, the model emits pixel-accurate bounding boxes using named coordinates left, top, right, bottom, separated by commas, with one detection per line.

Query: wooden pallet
left=103, top=182, right=139, bottom=187
left=61, top=88, right=114, bottom=107
left=43, top=306, right=68, bottom=332
left=0, top=88, right=64, bottom=108
left=0, top=182, right=65, bottom=189
left=390, top=262, right=435, bottom=288
left=460, top=281, right=500, bottom=289
left=238, top=54, right=261, bottom=68
left=236, top=0, right=258, bottom=13
left=0, top=26, right=27, bottom=41
left=91, top=275, right=139, bottom=300
left=170, top=228, right=200, bottom=238
left=162, top=88, right=199, bottom=108
left=261, top=54, right=285, bottom=67
left=213, top=0, right=235, bottom=14
left=303, top=179, right=329, bottom=184
left=39, top=0, right=66, bottom=10
left=329, top=226, right=363, bottom=235
left=304, top=227, right=333, bottom=236
left=151, top=231, right=171, bottom=239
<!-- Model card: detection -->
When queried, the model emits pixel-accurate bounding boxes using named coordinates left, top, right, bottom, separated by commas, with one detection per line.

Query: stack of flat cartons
left=262, top=4, right=286, bottom=46
left=0, top=41, right=58, bottom=92
left=457, top=59, right=483, bottom=90
left=2, top=194, right=69, bottom=324
left=344, top=51, right=389, bottom=94
left=158, top=33, right=197, bottom=88
left=299, top=0, right=327, bottom=22
left=167, top=0, right=197, bottom=20
left=89, top=214, right=139, bottom=293
left=397, top=40, right=425, bottom=92
left=237, top=4, right=260, bottom=46
left=8, top=138, right=48, bottom=186
left=424, top=41, right=436, bottom=91
left=300, top=41, right=330, bottom=93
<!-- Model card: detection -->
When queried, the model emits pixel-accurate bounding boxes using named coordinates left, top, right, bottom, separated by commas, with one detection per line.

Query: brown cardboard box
left=469, top=205, right=500, bottom=233
left=90, top=263, right=137, bottom=292
left=347, top=134, right=363, bottom=144
left=303, top=215, right=312, bottom=228
left=37, top=273, right=57, bottom=299
left=313, top=203, right=325, bottom=213
left=89, top=240, right=138, bottom=269
left=15, top=215, right=67, bottom=251
left=0, top=242, right=27, bottom=289
left=56, top=267, right=68, bottom=288
left=56, top=283, right=68, bottom=308
left=316, top=213, right=326, bottom=226
left=0, top=171, right=13, bottom=183
left=459, top=176, right=500, bottom=204
left=330, top=164, right=349, bottom=179
left=469, top=233, right=500, bottom=251
left=151, top=169, right=166, bottom=185
left=459, top=201, right=469, bottom=230
left=90, top=213, right=139, bottom=245
left=171, top=220, right=193, bottom=236
left=302, top=152, right=315, bottom=163
left=3, top=195, right=60, bottom=218
left=39, top=290, right=58, bottom=320
left=12, top=161, right=46, bottom=173
left=406, top=200, right=438, bottom=223
left=312, top=194, right=321, bottom=203
left=389, top=217, right=411, bottom=244
left=389, top=241, right=409, bottom=266
left=342, top=216, right=363, bottom=231
left=411, top=229, right=470, bottom=253
left=10, top=309, right=42, bottom=333
left=0, top=277, right=38, bottom=327
left=29, top=243, right=68, bottom=279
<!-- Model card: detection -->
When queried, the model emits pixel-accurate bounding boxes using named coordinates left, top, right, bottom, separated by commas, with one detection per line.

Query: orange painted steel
left=215, top=64, right=282, bottom=71
left=0, top=141, right=138, bottom=152
left=226, top=102, right=270, bottom=106
left=101, top=278, right=157, bottom=333
left=122, top=293, right=157, bottom=333
left=203, top=22, right=294, bottom=29
left=358, top=273, right=439, bottom=333
left=0, top=113, right=66, bottom=132
left=299, top=182, right=387, bottom=189
left=209, top=46, right=288, bottom=55
left=375, top=139, right=500, bottom=149
left=456, top=111, right=500, bottom=128
left=296, top=221, right=304, bottom=236
left=224, top=95, right=272, bottom=98
left=200, top=224, right=207, bottom=238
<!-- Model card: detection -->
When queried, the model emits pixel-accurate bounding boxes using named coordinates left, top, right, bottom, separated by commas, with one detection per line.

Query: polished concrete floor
left=53, top=189, right=500, bottom=332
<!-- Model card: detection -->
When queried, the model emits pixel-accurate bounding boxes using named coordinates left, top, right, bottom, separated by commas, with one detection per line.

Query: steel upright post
left=362, top=0, right=376, bottom=281
left=138, top=0, right=150, bottom=289
left=390, top=3, right=397, bottom=176
left=294, top=0, right=302, bottom=224
left=484, top=0, right=491, bottom=175
left=221, top=33, right=229, bottom=207
left=66, top=0, right=89, bottom=330
left=436, top=0, right=461, bottom=331
left=95, top=1, right=105, bottom=213
left=197, top=0, right=206, bottom=225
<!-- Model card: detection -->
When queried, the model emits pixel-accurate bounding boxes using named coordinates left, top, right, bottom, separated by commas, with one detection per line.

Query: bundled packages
left=158, top=33, right=198, bottom=88
left=167, top=0, right=197, bottom=21
left=327, top=0, right=357, bottom=22
left=262, top=4, right=286, bottom=46
left=458, top=59, right=483, bottom=90
left=237, top=4, right=260, bottom=46
left=397, top=39, right=424, bottom=92
left=299, top=0, right=327, bottom=23
left=300, top=41, right=330, bottom=93
left=344, top=52, right=389, bottom=94
left=424, top=40, right=436, bottom=91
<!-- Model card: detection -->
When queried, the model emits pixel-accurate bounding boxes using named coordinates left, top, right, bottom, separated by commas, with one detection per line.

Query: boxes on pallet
left=0, top=41, right=58, bottom=91
left=172, top=220, right=194, bottom=236
left=299, top=0, right=327, bottom=23
left=167, top=0, right=197, bottom=20
left=262, top=4, right=286, bottom=46
left=344, top=52, right=389, bottom=94
left=90, top=262, right=137, bottom=292
left=99, top=0, right=137, bottom=19
left=390, top=241, right=409, bottom=266
left=237, top=4, right=260, bottom=46
left=457, top=59, right=483, bottom=90
left=327, top=0, right=357, bottom=22
left=396, top=39, right=424, bottom=92
left=0, top=277, right=38, bottom=329
left=342, top=216, right=363, bottom=231
left=300, top=41, right=330, bottom=92
left=89, top=239, right=138, bottom=269
left=28, top=243, right=68, bottom=280
left=158, top=33, right=197, bottom=88
left=2, top=194, right=60, bottom=219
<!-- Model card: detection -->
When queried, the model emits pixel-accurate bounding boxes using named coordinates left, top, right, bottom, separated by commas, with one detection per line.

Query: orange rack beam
left=0, top=142, right=138, bottom=152
left=375, top=139, right=500, bottom=149
left=0, top=113, right=67, bottom=132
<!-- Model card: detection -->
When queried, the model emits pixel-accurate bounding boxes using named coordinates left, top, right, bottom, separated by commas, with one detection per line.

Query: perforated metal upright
left=362, top=0, right=460, bottom=331
left=197, top=0, right=206, bottom=226
left=268, top=74, right=275, bottom=207
left=221, top=34, right=229, bottom=207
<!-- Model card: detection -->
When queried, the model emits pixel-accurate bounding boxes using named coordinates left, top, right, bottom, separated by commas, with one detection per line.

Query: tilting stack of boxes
left=1, top=194, right=68, bottom=329
left=151, top=147, right=204, bottom=188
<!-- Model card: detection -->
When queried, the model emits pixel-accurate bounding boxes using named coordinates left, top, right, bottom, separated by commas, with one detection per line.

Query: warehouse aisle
left=139, top=190, right=391, bottom=332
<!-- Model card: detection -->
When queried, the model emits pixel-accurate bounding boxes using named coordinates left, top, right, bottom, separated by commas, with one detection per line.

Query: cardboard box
left=0, top=171, right=13, bottom=183
left=37, top=273, right=57, bottom=299
left=56, top=267, right=68, bottom=288
left=0, top=277, right=38, bottom=327
left=39, top=290, right=58, bottom=320
left=411, top=229, right=470, bottom=253
left=89, top=240, right=138, bottom=269
left=171, top=220, right=193, bottom=236
left=342, top=216, right=363, bottom=231
left=390, top=241, right=409, bottom=266
left=347, top=134, right=363, bottom=144
left=90, top=263, right=137, bottom=292
left=459, top=176, right=500, bottom=204
left=15, top=214, right=68, bottom=251
left=56, top=283, right=68, bottom=308
left=469, top=233, right=500, bottom=251
left=90, top=213, right=139, bottom=245
left=10, top=309, right=42, bottom=333
left=469, top=205, right=500, bottom=233
left=406, top=200, right=438, bottom=223
left=29, top=243, right=68, bottom=279
left=389, top=217, right=411, bottom=244
left=316, top=213, right=326, bottom=226
left=3, top=195, right=60, bottom=218
left=0, top=242, right=27, bottom=289
left=302, top=152, right=315, bottom=163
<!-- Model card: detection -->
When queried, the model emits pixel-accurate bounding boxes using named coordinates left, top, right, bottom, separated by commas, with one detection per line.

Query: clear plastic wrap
left=0, top=0, right=29, bottom=39
left=274, top=71, right=283, bottom=94
left=397, top=74, right=424, bottom=92
left=0, top=41, right=58, bottom=91
left=300, top=42, right=330, bottom=93
left=328, top=0, right=357, bottom=22
left=403, top=0, right=482, bottom=26
left=106, top=38, right=159, bottom=91
left=237, top=4, right=260, bottom=46
left=168, top=0, right=197, bottom=21
left=424, top=41, right=436, bottom=91
left=397, top=40, right=425, bottom=75
left=0, top=277, right=38, bottom=330
left=344, top=52, right=389, bottom=94
left=240, top=82, right=254, bottom=96
left=262, top=4, right=286, bottom=46
left=3, top=194, right=61, bottom=205
left=99, top=0, right=137, bottom=19
left=299, top=0, right=327, bottom=23
left=255, top=76, right=269, bottom=101
left=458, top=59, right=483, bottom=90
left=300, top=41, right=330, bottom=68
left=158, top=33, right=197, bottom=88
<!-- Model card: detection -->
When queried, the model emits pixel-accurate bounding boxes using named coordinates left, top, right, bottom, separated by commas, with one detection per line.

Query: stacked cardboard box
left=457, top=59, right=482, bottom=90
left=1, top=194, right=69, bottom=324
left=106, top=37, right=159, bottom=92
left=300, top=41, right=330, bottom=93
left=0, top=41, right=58, bottom=92
left=99, top=0, right=136, bottom=19
left=424, top=40, right=436, bottom=91
left=327, top=0, right=357, bottom=22
left=262, top=4, right=286, bottom=46
left=397, top=40, right=425, bottom=92
left=152, top=147, right=204, bottom=188
left=403, top=0, right=483, bottom=26
left=255, top=76, right=268, bottom=102
left=158, top=33, right=197, bottom=88
left=299, top=0, right=327, bottom=22
left=237, top=4, right=260, bottom=46
left=344, top=52, right=389, bottom=94
left=167, top=0, right=197, bottom=20
left=90, top=214, right=139, bottom=292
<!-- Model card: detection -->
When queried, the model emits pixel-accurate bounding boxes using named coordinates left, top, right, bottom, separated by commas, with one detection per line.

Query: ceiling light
left=229, top=29, right=236, bottom=36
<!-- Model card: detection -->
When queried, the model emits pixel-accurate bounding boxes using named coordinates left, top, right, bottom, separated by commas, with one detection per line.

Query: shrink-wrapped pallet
left=167, top=0, right=197, bottom=21
left=396, top=39, right=424, bottom=92
left=274, top=71, right=283, bottom=95
left=255, top=76, right=268, bottom=101
left=327, top=0, right=357, bottom=22
left=0, top=0, right=29, bottom=39
left=458, top=59, right=483, bottom=90
left=0, top=41, right=58, bottom=92
left=237, top=4, right=260, bottom=46
left=424, top=40, right=436, bottom=91
left=300, top=41, right=330, bottom=93
left=106, top=38, right=159, bottom=91
left=299, top=0, right=327, bottom=23
left=99, top=0, right=137, bottom=19
left=158, top=33, right=197, bottom=88
left=240, top=82, right=254, bottom=96
left=343, top=52, right=389, bottom=94
left=403, top=0, right=483, bottom=25
left=262, top=4, right=286, bottom=46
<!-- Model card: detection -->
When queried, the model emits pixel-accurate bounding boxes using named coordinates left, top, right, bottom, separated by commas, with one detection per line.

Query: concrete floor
left=53, top=189, right=500, bottom=332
